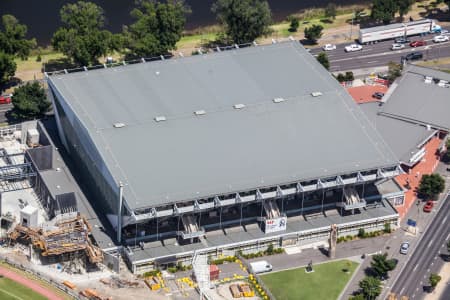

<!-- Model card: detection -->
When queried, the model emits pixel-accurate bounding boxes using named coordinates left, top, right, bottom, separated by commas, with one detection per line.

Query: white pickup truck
left=345, top=44, right=363, bottom=52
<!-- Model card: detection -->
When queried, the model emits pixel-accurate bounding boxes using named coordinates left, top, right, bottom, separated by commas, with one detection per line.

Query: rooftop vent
left=273, top=97, right=285, bottom=103
left=233, top=104, right=246, bottom=109
left=194, top=110, right=206, bottom=116
left=438, top=80, right=449, bottom=88
left=113, top=122, right=126, bottom=128
left=154, top=116, right=167, bottom=122
left=424, top=76, right=433, bottom=84
left=311, top=91, right=323, bottom=97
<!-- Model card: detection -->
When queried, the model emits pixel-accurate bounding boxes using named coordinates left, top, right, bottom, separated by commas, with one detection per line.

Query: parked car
left=372, top=92, right=385, bottom=99
left=433, top=35, right=449, bottom=43
left=323, top=44, right=337, bottom=51
left=423, top=200, right=434, bottom=212
left=410, top=40, right=426, bottom=47
left=400, top=242, right=410, bottom=255
left=345, top=44, right=363, bottom=52
left=0, top=95, right=11, bottom=105
left=402, top=52, right=423, bottom=61
left=391, top=43, right=405, bottom=50
left=395, top=37, right=410, bottom=44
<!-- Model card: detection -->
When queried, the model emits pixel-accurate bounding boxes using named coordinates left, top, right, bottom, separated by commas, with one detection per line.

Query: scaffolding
left=8, top=215, right=103, bottom=264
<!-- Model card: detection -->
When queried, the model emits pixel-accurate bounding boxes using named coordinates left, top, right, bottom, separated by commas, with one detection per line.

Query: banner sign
left=265, top=216, right=287, bottom=234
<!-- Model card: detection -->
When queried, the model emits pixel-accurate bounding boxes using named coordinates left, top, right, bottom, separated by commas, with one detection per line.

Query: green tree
left=371, top=0, right=398, bottom=24
left=325, top=3, right=337, bottom=20
left=358, top=228, right=366, bottom=238
left=52, top=1, right=113, bottom=66
left=345, top=71, right=354, bottom=82
left=387, top=61, right=403, bottom=83
left=370, top=253, right=397, bottom=279
left=124, top=0, right=190, bottom=58
left=304, top=24, right=323, bottom=43
left=0, top=15, right=36, bottom=60
left=0, top=51, right=16, bottom=86
left=212, top=0, right=272, bottom=44
left=429, top=273, right=442, bottom=288
left=288, top=16, right=299, bottom=32
left=384, top=222, right=392, bottom=233
left=396, top=0, right=414, bottom=20
left=316, top=52, right=330, bottom=70
left=359, top=276, right=382, bottom=299
left=336, top=73, right=346, bottom=82
left=349, top=294, right=365, bottom=300
left=11, top=82, right=51, bottom=120
left=418, top=174, right=445, bottom=199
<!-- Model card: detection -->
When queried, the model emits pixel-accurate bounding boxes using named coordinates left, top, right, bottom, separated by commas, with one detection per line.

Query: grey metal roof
left=380, top=64, right=450, bottom=131
left=48, top=41, right=398, bottom=211
left=359, top=102, right=433, bottom=163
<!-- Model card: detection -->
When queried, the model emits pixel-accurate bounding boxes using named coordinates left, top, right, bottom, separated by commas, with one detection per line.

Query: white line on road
left=428, top=239, right=434, bottom=248
left=400, top=287, right=405, bottom=295
left=413, top=265, right=418, bottom=271
left=442, top=215, right=448, bottom=225
left=367, top=61, right=378, bottom=63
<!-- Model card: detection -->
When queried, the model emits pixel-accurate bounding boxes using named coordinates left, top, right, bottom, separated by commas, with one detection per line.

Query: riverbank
left=12, top=0, right=449, bottom=83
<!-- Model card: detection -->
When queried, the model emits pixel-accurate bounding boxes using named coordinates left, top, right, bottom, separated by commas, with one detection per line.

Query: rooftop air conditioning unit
left=154, top=116, right=167, bottom=122
left=113, top=123, right=126, bottom=128
left=194, top=110, right=206, bottom=116
left=311, top=91, right=323, bottom=97
left=424, top=76, right=433, bottom=84
left=233, top=104, right=246, bottom=109
left=273, top=97, right=285, bottom=103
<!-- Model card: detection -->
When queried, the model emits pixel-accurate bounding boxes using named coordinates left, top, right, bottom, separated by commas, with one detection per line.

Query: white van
left=249, top=260, right=273, bottom=274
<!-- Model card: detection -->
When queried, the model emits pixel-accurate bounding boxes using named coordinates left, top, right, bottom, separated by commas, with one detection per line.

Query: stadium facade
left=47, top=41, right=403, bottom=273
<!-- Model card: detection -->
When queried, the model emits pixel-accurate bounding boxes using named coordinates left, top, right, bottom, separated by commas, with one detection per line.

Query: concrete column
left=117, top=182, right=124, bottom=244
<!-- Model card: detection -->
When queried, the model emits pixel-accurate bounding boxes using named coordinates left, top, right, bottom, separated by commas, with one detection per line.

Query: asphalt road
left=0, top=103, right=12, bottom=123
left=390, top=193, right=450, bottom=299
left=310, top=32, right=450, bottom=72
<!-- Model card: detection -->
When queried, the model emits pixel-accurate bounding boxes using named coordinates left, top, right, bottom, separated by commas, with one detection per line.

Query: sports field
left=0, top=276, right=48, bottom=300
left=260, top=259, right=359, bottom=300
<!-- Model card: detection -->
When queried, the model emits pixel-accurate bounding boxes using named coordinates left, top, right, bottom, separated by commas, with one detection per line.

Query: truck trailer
left=359, top=19, right=441, bottom=44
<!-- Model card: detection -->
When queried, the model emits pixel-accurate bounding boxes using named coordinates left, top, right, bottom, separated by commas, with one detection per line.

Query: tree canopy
left=397, top=0, right=414, bottom=20
left=316, top=52, right=330, bottom=70
left=0, top=51, right=16, bottom=86
left=212, top=0, right=272, bottom=44
left=304, top=24, right=323, bottom=43
left=325, top=3, right=337, bottom=20
left=123, top=0, right=190, bottom=58
left=52, top=1, right=113, bottom=66
left=370, top=253, right=397, bottom=279
left=359, top=276, right=382, bottom=299
left=418, top=174, right=445, bottom=199
left=371, top=0, right=398, bottom=24
left=0, top=15, right=36, bottom=60
left=11, top=82, right=51, bottom=120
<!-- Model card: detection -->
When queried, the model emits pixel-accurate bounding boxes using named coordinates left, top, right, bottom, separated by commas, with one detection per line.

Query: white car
left=400, top=242, right=410, bottom=255
left=433, top=35, right=449, bottom=43
left=322, top=44, right=336, bottom=51
left=391, top=43, right=405, bottom=50
left=345, top=44, right=363, bottom=52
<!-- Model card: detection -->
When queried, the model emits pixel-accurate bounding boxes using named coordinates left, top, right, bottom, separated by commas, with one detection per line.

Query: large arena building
left=47, top=41, right=404, bottom=273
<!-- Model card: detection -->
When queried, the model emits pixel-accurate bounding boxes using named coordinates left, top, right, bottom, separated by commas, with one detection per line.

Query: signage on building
left=265, top=216, right=287, bottom=234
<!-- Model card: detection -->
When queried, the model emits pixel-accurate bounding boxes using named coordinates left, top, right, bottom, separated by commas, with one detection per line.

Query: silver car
left=391, top=43, right=405, bottom=50
left=400, top=242, right=410, bottom=254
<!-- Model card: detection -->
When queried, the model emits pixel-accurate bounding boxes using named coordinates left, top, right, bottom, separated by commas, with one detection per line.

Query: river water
left=0, top=0, right=365, bottom=45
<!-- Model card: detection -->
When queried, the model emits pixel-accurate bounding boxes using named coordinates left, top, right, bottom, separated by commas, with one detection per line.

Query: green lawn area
left=260, top=259, right=359, bottom=300
left=0, top=277, right=48, bottom=300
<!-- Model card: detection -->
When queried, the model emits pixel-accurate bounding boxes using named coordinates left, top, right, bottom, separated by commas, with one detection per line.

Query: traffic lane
left=391, top=197, right=450, bottom=297
left=329, top=42, right=450, bottom=71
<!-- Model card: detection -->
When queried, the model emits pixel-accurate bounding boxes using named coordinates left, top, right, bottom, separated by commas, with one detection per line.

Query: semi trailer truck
left=358, top=19, right=441, bottom=44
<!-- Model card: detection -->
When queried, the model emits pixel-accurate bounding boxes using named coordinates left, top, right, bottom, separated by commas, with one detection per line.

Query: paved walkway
left=0, top=266, right=63, bottom=300
left=346, top=85, right=388, bottom=104
left=395, top=137, right=442, bottom=219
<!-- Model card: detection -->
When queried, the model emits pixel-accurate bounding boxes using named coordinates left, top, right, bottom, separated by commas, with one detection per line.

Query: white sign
left=265, top=217, right=287, bottom=234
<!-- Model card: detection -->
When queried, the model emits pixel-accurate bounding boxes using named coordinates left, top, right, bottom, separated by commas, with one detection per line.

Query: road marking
left=367, top=60, right=378, bottom=63
left=400, top=287, right=405, bottom=295
left=442, top=215, right=448, bottom=224
left=412, top=293, right=415, bottom=298
left=420, top=281, right=423, bottom=285
left=413, top=265, right=418, bottom=271
left=428, top=239, right=433, bottom=248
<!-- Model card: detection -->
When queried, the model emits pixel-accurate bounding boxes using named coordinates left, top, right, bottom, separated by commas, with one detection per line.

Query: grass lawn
left=260, top=259, right=359, bottom=300
left=0, top=277, right=48, bottom=300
